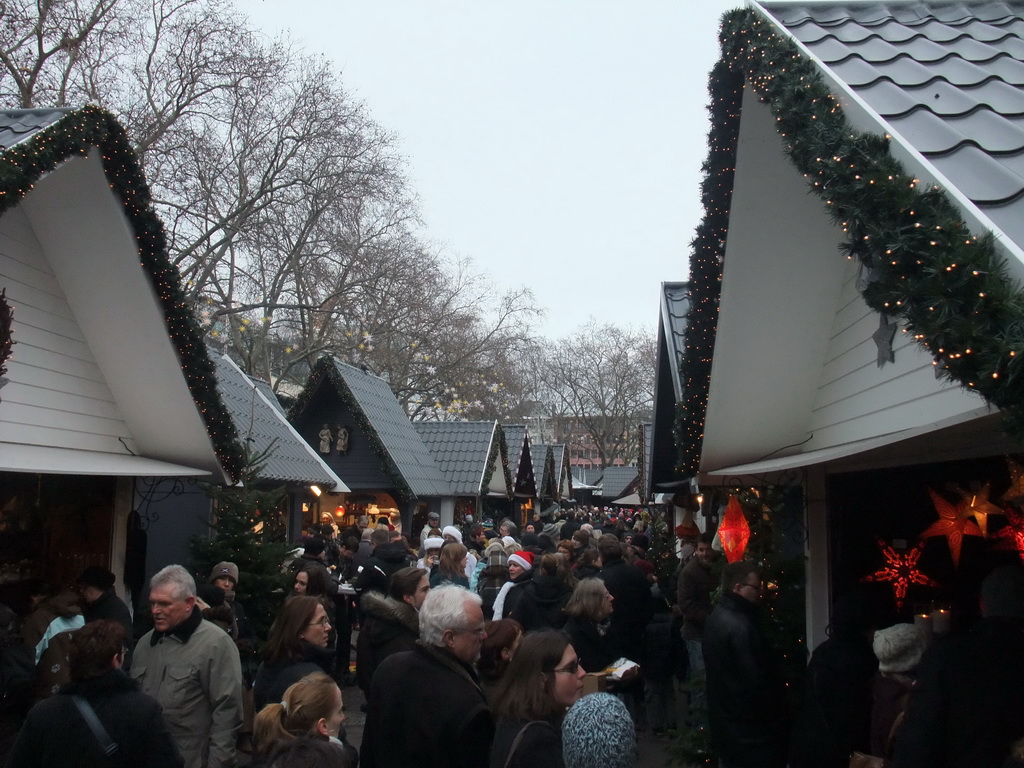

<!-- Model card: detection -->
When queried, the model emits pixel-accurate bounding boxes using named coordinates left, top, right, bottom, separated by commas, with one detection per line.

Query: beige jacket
left=132, top=610, right=242, bottom=768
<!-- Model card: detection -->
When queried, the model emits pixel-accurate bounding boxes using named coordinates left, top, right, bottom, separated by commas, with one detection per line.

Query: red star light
left=862, top=538, right=939, bottom=611
left=920, top=488, right=982, bottom=567
left=994, top=507, right=1024, bottom=563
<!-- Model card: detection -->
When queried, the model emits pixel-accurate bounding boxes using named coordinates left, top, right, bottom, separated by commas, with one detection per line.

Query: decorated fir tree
left=188, top=447, right=293, bottom=643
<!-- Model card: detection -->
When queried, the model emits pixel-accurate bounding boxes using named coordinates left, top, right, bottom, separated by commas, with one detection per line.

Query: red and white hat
left=508, top=551, right=534, bottom=571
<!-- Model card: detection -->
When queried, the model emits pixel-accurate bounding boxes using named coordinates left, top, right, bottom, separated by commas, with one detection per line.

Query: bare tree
left=537, top=320, right=655, bottom=467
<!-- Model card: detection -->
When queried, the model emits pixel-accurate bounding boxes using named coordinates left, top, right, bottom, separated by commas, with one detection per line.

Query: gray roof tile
left=331, top=362, right=451, bottom=497
left=214, top=354, right=343, bottom=488
left=764, top=0, right=1024, bottom=254
left=0, top=108, right=73, bottom=151
left=600, top=466, right=639, bottom=499
left=413, top=421, right=498, bottom=496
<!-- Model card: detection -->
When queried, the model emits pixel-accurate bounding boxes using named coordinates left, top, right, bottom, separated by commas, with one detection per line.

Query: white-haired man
left=361, top=585, right=493, bottom=768
left=132, top=565, right=243, bottom=768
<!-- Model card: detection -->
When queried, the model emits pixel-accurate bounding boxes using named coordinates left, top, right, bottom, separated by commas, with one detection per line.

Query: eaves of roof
left=413, top=420, right=497, bottom=496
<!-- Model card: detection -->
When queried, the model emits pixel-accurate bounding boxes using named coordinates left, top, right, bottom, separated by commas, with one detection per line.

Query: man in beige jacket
left=132, top=564, right=242, bottom=768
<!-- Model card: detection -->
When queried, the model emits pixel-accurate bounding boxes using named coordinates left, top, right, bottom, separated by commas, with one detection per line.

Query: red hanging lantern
left=718, top=496, right=750, bottom=563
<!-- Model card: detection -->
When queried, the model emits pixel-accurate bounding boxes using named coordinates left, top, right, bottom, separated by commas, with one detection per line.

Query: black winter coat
left=703, top=590, right=789, bottom=768
left=355, top=542, right=410, bottom=597
left=5, top=668, right=182, bottom=768
left=510, top=573, right=571, bottom=632
left=893, top=616, right=1024, bottom=768
left=356, top=592, right=418, bottom=693
left=252, top=640, right=335, bottom=711
left=563, top=616, right=615, bottom=674
left=361, top=643, right=494, bottom=768
left=489, top=718, right=563, bottom=768
left=789, top=634, right=877, bottom=768
left=598, top=557, right=653, bottom=661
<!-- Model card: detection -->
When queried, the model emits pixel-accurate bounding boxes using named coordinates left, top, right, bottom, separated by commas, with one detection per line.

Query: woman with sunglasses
left=253, top=595, right=334, bottom=711
left=488, top=630, right=587, bottom=768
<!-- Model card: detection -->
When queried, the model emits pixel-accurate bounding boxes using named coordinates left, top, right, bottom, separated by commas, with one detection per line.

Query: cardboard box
left=582, top=672, right=608, bottom=696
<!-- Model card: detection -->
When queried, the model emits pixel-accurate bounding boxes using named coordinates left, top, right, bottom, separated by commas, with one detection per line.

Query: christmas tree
left=188, top=446, right=294, bottom=643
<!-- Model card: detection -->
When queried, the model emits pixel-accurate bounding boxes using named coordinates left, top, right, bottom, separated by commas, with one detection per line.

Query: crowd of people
left=4, top=503, right=1024, bottom=768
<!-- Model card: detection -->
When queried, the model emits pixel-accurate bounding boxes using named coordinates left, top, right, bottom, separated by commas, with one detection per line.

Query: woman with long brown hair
left=253, top=596, right=334, bottom=711
left=252, top=672, right=356, bottom=767
left=429, top=542, right=470, bottom=588
left=477, top=618, right=523, bottom=707
left=489, top=630, right=586, bottom=768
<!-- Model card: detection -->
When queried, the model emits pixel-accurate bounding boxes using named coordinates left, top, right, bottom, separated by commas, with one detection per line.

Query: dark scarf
left=150, top=605, right=203, bottom=646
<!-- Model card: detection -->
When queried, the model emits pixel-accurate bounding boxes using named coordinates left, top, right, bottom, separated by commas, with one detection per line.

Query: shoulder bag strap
left=502, top=720, right=546, bottom=768
left=72, top=695, right=119, bottom=757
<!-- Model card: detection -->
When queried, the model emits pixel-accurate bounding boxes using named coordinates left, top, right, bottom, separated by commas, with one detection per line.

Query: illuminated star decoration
left=861, top=538, right=939, bottom=611
left=994, top=508, right=1024, bottom=563
left=718, top=496, right=751, bottom=564
left=920, top=488, right=982, bottom=567
left=1001, top=457, right=1024, bottom=508
left=955, top=482, right=1002, bottom=539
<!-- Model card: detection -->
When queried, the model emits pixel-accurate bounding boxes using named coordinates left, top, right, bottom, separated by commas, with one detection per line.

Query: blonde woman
left=430, top=542, right=470, bottom=588
left=252, top=672, right=356, bottom=767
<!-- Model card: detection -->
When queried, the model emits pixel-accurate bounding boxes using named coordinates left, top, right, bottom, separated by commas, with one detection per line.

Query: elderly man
left=361, top=585, right=494, bottom=768
left=132, top=565, right=243, bottom=768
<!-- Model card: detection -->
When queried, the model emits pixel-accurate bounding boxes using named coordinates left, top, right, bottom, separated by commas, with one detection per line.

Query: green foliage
left=188, top=448, right=294, bottom=642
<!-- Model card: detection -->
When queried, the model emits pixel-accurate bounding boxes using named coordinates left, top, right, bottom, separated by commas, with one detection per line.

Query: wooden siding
left=0, top=205, right=134, bottom=453
left=808, top=260, right=986, bottom=447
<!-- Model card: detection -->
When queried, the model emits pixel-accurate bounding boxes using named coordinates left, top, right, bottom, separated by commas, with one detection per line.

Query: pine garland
left=678, top=8, right=1024, bottom=476
left=0, top=106, right=244, bottom=479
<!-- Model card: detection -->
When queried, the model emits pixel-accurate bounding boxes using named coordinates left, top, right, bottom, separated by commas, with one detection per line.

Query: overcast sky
left=239, top=0, right=744, bottom=339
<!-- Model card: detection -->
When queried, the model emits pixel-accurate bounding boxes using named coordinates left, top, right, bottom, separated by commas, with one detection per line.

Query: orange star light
left=956, top=482, right=1002, bottom=539
left=921, top=488, right=982, bottom=567
left=861, top=538, right=939, bottom=611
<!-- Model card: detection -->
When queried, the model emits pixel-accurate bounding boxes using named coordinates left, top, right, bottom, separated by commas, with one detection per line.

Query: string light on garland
left=861, top=537, right=939, bottom=610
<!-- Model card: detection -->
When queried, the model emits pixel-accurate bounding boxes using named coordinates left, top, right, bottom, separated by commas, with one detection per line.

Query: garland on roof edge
left=676, top=8, right=1024, bottom=477
left=481, top=425, right=513, bottom=499
left=0, top=105, right=244, bottom=480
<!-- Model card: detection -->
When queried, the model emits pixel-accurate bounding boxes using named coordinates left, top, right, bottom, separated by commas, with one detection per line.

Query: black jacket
left=510, top=573, right=571, bottom=632
left=893, top=616, right=1024, bottom=768
left=489, top=718, right=563, bottom=768
left=356, top=592, right=418, bottom=693
left=677, top=557, right=714, bottom=640
left=703, top=590, right=789, bottom=768
left=598, top=556, right=653, bottom=661
left=5, top=668, right=183, bottom=768
left=362, top=643, right=494, bottom=768
left=789, top=633, right=877, bottom=768
left=563, top=616, right=615, bottom=674
left=355, top=542, right=410, bottom=597
left=252, top=640, right=335, bottom=711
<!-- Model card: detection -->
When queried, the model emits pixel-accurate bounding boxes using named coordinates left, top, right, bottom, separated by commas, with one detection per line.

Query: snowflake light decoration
left=861, top=538, right=939, bottom=611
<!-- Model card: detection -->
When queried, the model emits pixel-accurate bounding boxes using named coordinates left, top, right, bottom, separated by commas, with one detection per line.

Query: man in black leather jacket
left=703, top=560, right=789, bottom=768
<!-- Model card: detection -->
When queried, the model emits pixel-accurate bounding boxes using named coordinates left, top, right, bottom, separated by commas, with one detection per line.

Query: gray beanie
left=562, top=693, right=636, bottom=768
left=873, top=623, right=928, bottom=673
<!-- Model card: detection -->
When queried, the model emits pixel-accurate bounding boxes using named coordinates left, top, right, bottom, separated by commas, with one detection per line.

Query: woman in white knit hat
left=870, top=623, right=928, bottom=757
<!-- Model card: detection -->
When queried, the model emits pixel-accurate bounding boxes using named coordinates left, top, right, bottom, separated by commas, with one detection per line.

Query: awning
left=610, top=493, right=642, bottom=506
left=0, top=444, right=214, bottom=476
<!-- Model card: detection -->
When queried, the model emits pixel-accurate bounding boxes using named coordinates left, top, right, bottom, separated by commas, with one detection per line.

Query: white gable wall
left=702, top=88, right=994, bottom=474
left=0, top=203, right=136, bottom=451
left=0, top=151, right=222, bottom=474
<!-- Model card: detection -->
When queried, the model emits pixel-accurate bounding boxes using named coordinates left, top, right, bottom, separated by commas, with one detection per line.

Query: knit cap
left=209, top=561, right=239, bottom=585
left=873, top=623, right=928, bottom=673
left=501, top=536, right=516, bottom=548
left=508, top=551, right=534, bottom=571
left=563, top=693, right=636, bottom=768
left=77, top=565, right=116, bottom=591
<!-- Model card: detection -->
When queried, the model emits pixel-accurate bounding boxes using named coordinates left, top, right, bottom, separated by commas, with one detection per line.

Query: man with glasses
left=132, top=564, right=242, bottom=768
left=361, top=585, right=494, bottom=768
left=703, top=561, right=789, bottom=768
